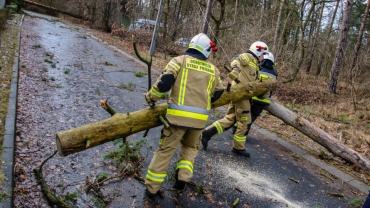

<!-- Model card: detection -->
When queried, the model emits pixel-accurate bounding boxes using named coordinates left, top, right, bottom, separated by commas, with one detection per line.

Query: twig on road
left=33, top=150, right=71, bottom=208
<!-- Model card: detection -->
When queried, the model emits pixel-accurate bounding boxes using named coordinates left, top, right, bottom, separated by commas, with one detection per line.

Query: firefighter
left=144, top=33, right=224, bottom=198
left=201, top=41, right=268, bottom=157
left=231, top=52, right=278, bottom=137
left=364, top=188, right=370, bottom=208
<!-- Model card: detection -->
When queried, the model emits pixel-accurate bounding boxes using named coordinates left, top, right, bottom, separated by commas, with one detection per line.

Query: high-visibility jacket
left=148, top=55, right=224, bottom=129
left=230, top=52, right=259, bottom=84
left=252, top=59, right=278, bottom=104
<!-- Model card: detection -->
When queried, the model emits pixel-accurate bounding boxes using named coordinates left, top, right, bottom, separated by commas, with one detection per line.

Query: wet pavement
left=12, top=11, right=366, bottom=208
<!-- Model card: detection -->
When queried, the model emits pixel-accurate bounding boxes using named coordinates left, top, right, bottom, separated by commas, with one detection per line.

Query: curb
left=0, top=14, right=24, bottom=208
left=214, top=105, right=369, bottom=195
left=253, top=124, right=369, bottom=194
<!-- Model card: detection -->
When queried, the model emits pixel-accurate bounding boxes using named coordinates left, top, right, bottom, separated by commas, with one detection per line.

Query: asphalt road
left=7, top=10, right=367, bottom=208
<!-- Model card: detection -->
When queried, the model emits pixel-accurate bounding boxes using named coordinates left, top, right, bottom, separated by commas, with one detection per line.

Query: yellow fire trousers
left=206, top=99, right=251, bottom=150
left=145, top=125, right=201, bottom=194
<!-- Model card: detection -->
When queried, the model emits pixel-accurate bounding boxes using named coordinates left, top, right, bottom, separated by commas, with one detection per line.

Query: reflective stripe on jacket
left=150, top=55, right=224, bottom=129
left=252, top=61, right=278, bottom=104
left=230, top=53, right=258, bottom=84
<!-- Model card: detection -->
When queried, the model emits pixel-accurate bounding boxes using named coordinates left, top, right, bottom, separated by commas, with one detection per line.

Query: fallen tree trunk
left=21, top=0, right=84, bottom=19
left=264, top=101, right=370, bottom=171
left=55, top=78, right=276, bottom=156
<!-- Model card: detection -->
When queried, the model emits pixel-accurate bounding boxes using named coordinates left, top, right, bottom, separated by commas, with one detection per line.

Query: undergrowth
left=103, top=138, right=146, bottom=172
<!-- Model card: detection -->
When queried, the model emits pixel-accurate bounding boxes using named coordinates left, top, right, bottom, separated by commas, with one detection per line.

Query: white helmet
left=263, top=52, right=274, bottom=63
left=188, top=33, right=216, bottom=58
left=249, top=41, right=268, bottom=57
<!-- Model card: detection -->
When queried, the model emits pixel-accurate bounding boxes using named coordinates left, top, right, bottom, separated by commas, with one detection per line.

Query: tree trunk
left=233, top=0, right=238, bottom=23
left=202, top=0, right=213, bottom=34
left=272, top=0, right=285, bottom=52
left=305, top=1, right=325, bottom=74
left=259, top=0, right=265, bottom=38
left=264, top=102, right=370, bottom=171
left=210, top=0, right=226, bottom=46
left=348, top=0, right=370, bottom=82
left=290, top=0, right=316, bottom=80
left=56, top=78, right=277, bottom=156
left=20, top=0, right=84, bottom=19
left=170, top=0, right=182, bottom=41
left=316, top=0, right=339, bottom=76
left=327, top=0, right=353, bottom=94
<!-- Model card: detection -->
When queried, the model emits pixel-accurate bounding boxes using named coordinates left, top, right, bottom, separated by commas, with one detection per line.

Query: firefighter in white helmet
left=144, top=33, right=224, bottom=198
left=231, top=52, right=278, bottom=137
left=201, top=41, right=268, bottom=157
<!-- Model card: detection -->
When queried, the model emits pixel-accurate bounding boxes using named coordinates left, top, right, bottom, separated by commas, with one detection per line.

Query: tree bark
left=202, top=0, right=213, bottom=34
left=348, top=0, right=370, bottom=82
left=290, top=0, right=316, bottom=81
left=264, top=102, right=370, bottom=171
left=56, top=78, right=277, bottom=156
left=210, top=0, right=226, bottom=46
left=305, top=1, right=325, bottom=74
left=327, top=0, right=353, bottom=93
left=272, top=0, right=285, bottom=52
left=316, top=0, right=339, bottom=76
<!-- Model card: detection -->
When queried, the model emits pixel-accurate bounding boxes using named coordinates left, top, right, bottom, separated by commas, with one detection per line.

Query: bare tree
left=259, top=0, right=265, bottom=38
left=290, top=0, right=316, bottom=81
left=202, top=0, right=213, bottom=34
left=316, top=0, right=340, bottom=76
left=348, top=0, right=370, bottom=82
left=327, top=0, right=354, bottom=93
left=210, top=0, right=227, bottom=45
left=305, top=0, right=325, bottom=74
left=272, top=0, right=285, bottom=52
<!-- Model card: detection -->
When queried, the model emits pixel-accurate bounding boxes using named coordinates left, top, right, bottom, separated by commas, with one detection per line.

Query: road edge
left=0, top=13, right=24, bottom=208
left=253, top=124, right=369, bottom=194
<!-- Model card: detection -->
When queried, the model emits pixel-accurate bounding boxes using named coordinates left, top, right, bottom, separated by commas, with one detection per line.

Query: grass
left=63, top=192, right=78, bottom=203
left=95, top=88, right=101, bottom=95
left=97, top=172, right=108, bottom=182
left=134, top=71, right=146, bottom=77
left=104, top=61, right=115, bottom=66
left=63, top=68, right=71, bottom=74
left=32, top=44, right=41, bottom=49
left=0, top=13, right=21, bottom=186
left=119, top=81, right=135, bottom=91
left=104, top=138, right=146, bottom=172
left=44, top=59, right=52, bottom=63
left=45, top=52, right=54, bottom=59
left=348, top=198, right=364, bottom=208
left=0, top=192, right=8, bottom=202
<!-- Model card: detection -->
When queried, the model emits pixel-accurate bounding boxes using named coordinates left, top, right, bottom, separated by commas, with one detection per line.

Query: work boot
left=232, top=148, right=250, bottom=157
left=145, top=189, right=157, bottom=200
left=173, top=180, right=186, bottom=191
left=201, top=126, right=218, bottom=150
left=173, top=169, right=186, bottom=192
